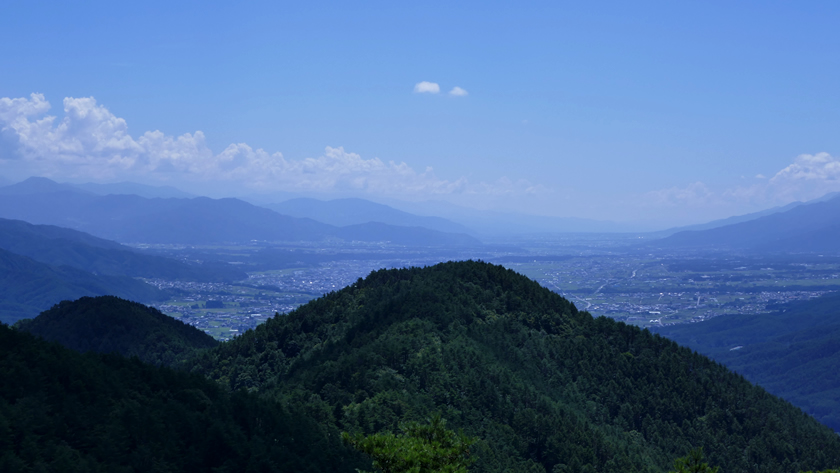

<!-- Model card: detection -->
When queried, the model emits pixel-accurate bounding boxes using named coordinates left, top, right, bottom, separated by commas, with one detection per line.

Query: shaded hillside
left=653, top=291, right=840, bottom=432
left=0, top=183, right=481, bottom=246
left=654, top=200, right=806, bottom=236
left=265, top=197, right=473, bottom=234
left=653, top=195, right=840, bottom=253
left=15, top=296, right=218, bottom=366
left=0, top=218, right=245, bottom=282
left=0, top=249, right=163, bottom=324
left=0, top=323, right=363, bottom=472
left=190, top=261, right=840, bottom=473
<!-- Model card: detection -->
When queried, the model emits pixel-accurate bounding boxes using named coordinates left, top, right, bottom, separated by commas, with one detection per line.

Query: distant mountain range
left=388, top=199, right=656, bottom=234
left=0, top=176, right=195, bottom=199
left=657, top=192, right=840, bottom=236
left=0, top=178, right=482, bottom=247
left=652, top=193, right=840, bottom=253
left=264, top=197, right=473, bottom=234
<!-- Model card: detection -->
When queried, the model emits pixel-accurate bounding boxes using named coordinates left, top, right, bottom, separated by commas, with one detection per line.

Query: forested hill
left=0, top=323, right=363, bottom=472
left=15, top=296, right=218, bottom=366
left=0, top=248, right=164, bottom=324
left=653, top=291, right=840, bottom=432
left=190, top=260, right=840, bottom=473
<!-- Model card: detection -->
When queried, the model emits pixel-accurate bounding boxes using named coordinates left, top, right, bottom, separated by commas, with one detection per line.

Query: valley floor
left=137, top=235, right=840, bottom=339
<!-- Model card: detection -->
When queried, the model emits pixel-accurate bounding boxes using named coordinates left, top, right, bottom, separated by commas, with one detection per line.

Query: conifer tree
left=343, top=414, right=477, bottom=473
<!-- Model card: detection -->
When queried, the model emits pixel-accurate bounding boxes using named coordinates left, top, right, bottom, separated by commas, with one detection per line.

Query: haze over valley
left=3, top=2, right=840, bottom=472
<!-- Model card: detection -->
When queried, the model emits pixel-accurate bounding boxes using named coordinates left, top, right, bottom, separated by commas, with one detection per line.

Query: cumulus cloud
left=0, top=93, right=542, bottom=199
left=766, top=152, right=840, bottom=201
left=413, top=81, right=440, bottom=94
left=642, top=152, right=840, bottom=214
left=449, top=86, right=468, bottom=96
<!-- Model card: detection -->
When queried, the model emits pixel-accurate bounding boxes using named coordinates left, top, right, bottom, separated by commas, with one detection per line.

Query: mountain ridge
left=189, top=260, right=840, bottom=472
left=652, top=194, right=840, bottom=253
left=264, top=197, right=473, bottom=234
left=0, top=180, right=482, bottom=247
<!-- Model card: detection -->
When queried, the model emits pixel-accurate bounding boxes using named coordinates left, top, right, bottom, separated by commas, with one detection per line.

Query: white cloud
left=642, top=152, right=840, bottom=215
left=0, top=93, right=50, bottom=122
left=449, top=86, right=468, bottom=96
left=0, top=93, right=542, bottom=199
left=766, top=152, right=840, bottom=201
left=413, top=81, right=440, bottom=94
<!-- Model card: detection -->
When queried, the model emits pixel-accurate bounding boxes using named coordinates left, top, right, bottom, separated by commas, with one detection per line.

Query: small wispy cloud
left=413, top=81, right=440, bottom=94
left=449, top=86, right=468, bottom=97
left=644, top=182, right=717, bottom=207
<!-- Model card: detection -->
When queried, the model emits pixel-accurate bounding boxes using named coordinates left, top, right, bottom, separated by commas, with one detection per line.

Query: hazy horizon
left=2, top=1, right=840, bottom=228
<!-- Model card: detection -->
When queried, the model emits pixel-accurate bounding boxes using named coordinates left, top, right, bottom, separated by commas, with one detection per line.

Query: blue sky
left=1, top=1, right=839, bottom=227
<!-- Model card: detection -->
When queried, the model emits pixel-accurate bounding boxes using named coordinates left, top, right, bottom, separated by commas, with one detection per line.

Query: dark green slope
left=0, top=324, right=362, bottom=473
left=0, top=249, right=163, bottom=324
left=0, top=218, right=246, bottom=282
left=15, top=296, right=218, bottom=367
left=191, top=261, right=840, bottom=473
left=653, top=291, right=840, bottom=432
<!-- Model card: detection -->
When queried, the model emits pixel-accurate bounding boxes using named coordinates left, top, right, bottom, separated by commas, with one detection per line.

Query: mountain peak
left=0, top=176, right=89, bottom=195
left=191, top=260, right=840, bottom=472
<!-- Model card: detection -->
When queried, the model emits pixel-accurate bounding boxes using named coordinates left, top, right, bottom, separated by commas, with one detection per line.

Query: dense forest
left=654, top=291, right=840, bottom=432
left=190, top=261, right=840, bottom=472
left=0, top=323, right=364, bottom=472
left=15, top=296, right=218, bottom=367
left=3, top=261, right=840, bottom=472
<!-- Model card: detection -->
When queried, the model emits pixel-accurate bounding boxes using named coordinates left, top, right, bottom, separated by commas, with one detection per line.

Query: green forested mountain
left=0, top=323, right=363, bottom=472
left=653, top=291, right=840, bottom=432
left=190, top=261, right=840, bottom=473
left=15, top=296, right=218, bottom=367
left=0, top=249, right=164, bottom=324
